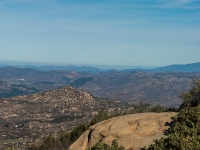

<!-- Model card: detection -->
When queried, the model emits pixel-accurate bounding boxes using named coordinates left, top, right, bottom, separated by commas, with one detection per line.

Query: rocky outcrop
left=69, top=112, right=176, bottom=150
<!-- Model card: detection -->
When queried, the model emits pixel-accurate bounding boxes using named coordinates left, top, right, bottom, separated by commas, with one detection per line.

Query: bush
left=70, top=123, right=89, bottom=142
left=179, top=79, right=200, bottom=109
left=150, top=104, right=165, bottom=113
left=129, top=102, right=151, bottom=113
left=89, top=110, right=112, bottom=126
left=87, top=139, right=125, bottom=150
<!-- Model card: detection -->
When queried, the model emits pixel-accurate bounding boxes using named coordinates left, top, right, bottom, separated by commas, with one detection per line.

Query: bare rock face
left=69, top=112, right=176, bottom=150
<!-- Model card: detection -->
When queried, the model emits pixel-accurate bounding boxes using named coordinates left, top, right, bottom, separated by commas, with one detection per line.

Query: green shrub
left=70, top=123, right=89, bottom=142
left=89, top=110, right=112, bottom=126
left=179, top=79, right=200, bottom=109
left=150, top=104, right=165, bottom=113
left=87, top=139, right=125, bottom=150
left=129, top=102, right=151, bottom=113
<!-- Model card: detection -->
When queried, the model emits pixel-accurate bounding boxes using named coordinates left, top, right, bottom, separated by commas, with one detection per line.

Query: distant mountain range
left=0, top=66, right=200, bottom=107
left=0, top=60, right=102, bottom=73
left=152, top=62, right=200, bottom=72
left=1, top=62, right=200, bottom=107
left=1, top=60, right=200, bottom=72
left=123, top=62, right=200, bottom=72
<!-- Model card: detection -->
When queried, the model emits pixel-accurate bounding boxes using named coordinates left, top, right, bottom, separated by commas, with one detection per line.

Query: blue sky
left=0, top=0, right=200, bottom=67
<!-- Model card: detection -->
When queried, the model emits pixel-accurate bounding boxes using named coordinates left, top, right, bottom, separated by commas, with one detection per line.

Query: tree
left=87, top=139, right=125, bottom=150
left=179, top=79, right=200, bottom=109
left=89, top=110, right=111, bottom=126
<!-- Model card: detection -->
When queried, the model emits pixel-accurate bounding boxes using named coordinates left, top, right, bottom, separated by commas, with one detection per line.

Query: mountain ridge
left=123, top=62, right=200, bottom=72
left=1, top=61, right=200, bottom=72
left=1, top=67, right=200, bottom=107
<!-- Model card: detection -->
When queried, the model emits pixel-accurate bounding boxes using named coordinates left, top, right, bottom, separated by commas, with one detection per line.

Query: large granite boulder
left=69, top=112, right=176, bottom=150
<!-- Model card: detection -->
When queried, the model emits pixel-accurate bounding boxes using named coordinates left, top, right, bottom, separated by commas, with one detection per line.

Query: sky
left=0, top=0, right=200, bottom=67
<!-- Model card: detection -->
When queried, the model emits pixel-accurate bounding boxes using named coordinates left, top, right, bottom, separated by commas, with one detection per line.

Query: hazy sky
left=0, top=0, right=200, bottom=67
